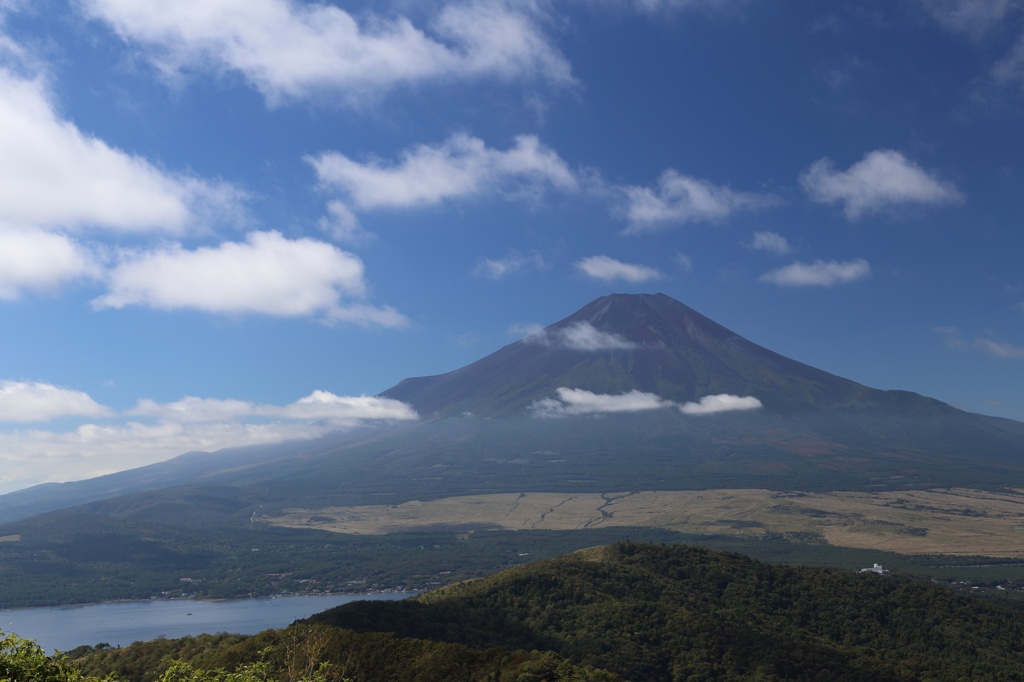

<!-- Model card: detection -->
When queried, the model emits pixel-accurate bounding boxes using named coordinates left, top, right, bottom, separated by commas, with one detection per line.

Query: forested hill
left=305, top=541, right=1024, bottom=681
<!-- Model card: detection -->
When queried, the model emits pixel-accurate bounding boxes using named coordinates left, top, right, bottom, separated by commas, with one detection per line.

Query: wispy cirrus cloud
left=575, top=255, right=661, bottom=283
left=936, top=327, right=1024, bottom=359
left=529, top=387, right=763, bottom=418
left=749, top=231, right=792, bottom=255
left=913, top=0, right=1013, bottom=39
left=473, top=251, right=546, bottom=279
left=93, top=230, right=407, bottom=327
left=799, top=149, right=964, bottom=220
left=309, top=133, right=577, bottom=220
left=992, top=35, right=1024, bottom=88
left=523, top=321, right=638, bottom=351
left=80, top=0, right=574, bottom=105
left=974, top=338, right=1024, bottom=359
left=621, top=169, right=780, bottom=233
left=759, top=258, right=871, bottom=287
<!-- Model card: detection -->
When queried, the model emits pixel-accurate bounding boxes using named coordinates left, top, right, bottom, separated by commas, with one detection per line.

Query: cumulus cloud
left=749, top=231, right=792, bottom=255
left=0, top=67, right=244, bottom=234
left=92, top=230, right=407, bottom=326
left=621, top=169, right=780, bottom=233
left=524, top=321, right=638, bottom=351
left=799, top=149, right=964, bottom=220
left=575, top=255, right=661, bottom=283
left=0, top=387, right=418, bottom=493
left=0, top=228, right=99, bottom=299
left=529, top=387, right=675, bottom=417
left=80, top=0, right=573, bottom=105
left=679, top=393, right=763, bottom=415
left=529, top=387, right=763, bottom=418
left=759, top=258, right=871, bottom=287
left=0, top=381, right=113, bottom=422
left=473, top=251, right=546, bottom=279
left=309, top=133, right=576, bottom=212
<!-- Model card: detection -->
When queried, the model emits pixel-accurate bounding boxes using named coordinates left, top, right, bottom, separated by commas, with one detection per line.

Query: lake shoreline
left=0, top=588, right=415, bottom=613
left=1, top=593, right=413, bottom=653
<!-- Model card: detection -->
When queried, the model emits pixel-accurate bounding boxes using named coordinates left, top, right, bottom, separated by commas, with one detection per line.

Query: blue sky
left=0, top=0, right=1023, bottom=493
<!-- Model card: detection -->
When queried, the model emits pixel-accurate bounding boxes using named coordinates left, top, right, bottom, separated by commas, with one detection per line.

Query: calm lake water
left=0, top=593, right=410, bottom=654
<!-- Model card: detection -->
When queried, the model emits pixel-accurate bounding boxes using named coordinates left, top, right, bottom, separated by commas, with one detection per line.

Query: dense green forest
left=36, top=542, right=1024, bottom=681
left=306, top=542, right=1024, bottom=681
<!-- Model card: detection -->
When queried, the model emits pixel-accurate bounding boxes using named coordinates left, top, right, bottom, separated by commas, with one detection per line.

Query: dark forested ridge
left=302, top=542, right=1024, bottom=681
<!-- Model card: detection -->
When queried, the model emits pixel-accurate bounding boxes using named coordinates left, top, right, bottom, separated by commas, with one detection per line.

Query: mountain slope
left=381, top=293, right=874, bottom=416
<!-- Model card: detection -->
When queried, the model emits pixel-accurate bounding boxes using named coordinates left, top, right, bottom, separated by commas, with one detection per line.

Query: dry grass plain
left=268, top=488, right=1024, bottom=558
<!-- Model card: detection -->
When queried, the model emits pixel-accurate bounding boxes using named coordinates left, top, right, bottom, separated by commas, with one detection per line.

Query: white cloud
left=0, top=420, right=327, bottom=494
left=0, top=388, right=418, bottom=493
left=529, top=387, right=675, bottom=417
left=0, top=381, right=113, bottom=422
left=524, top=321, right=638, bottom=351
left=92, top=230, right=407, bottom=326
left=80, top=0, right=573, bottom=105
left=529, top=387, right=763, bottom=418
left=576, top=255, right=661, bottom=283
left=799, top=149, right=964, bottom=220
left=284, top=390, right=419, bottom=422
left=309, top=133, right=577, bottom=211
left=0, top=67, right=245, bottom=234
left=0, top=228, right=99, bottom=299
left=759, top=258, right=871, bottom=287
left=474, top=251, right=546, bottom=279
left=621, top=169, right=779, bottom=233
left=129, top=390, right=418, bottom=424
left=679, top=393, right=763, bottom=415
left=749, top=231, right=791, bottom=255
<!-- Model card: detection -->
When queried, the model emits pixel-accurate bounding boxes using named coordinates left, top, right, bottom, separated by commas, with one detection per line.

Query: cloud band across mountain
left=529, top=387, right=762, bottom=418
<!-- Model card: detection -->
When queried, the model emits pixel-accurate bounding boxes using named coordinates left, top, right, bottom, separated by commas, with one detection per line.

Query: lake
left=0, top=593, right=410, bottom=654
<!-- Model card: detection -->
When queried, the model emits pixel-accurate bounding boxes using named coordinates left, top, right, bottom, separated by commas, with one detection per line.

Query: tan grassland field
left=269, top=488, right=1024, bottom=558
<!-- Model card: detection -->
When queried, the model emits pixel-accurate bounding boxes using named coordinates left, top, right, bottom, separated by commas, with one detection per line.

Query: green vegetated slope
left=66, top=627, right=619, bottom=682
left=302, top=541, right=1024, bottom=682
